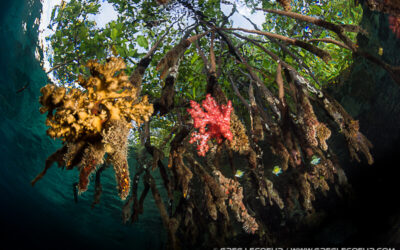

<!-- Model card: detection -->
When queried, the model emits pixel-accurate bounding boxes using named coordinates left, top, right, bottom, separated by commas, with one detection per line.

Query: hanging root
left=102, top=119, right=131, bottom=200
left=299, top=173, right=315, bottom=212
left=31, top=145, right=67, bottom=186
left=321, top=94, right=373, bottom=164
left=229, top=112, right=251, bottom=154
left=316, top=123, right=331, bottom=151
left=91, top=164, right=108, bottom=208
left=78, top=142, right=105, bottom=194
left=345, top=120, right=374, bottom=165
left=214, top=170, right=259, bottom=234
left=64, top=141, right=86, bottom=169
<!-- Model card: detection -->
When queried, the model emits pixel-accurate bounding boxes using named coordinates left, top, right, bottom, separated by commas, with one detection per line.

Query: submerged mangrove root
left=92, top=164, right=108, bottom=208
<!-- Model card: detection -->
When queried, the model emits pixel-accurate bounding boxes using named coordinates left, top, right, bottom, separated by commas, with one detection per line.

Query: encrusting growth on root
left=213, top=170, right=259, bottom=234
left=102, top=119, right=132, bottom=200
left=78, top=142, right=105, bottom=193
left=297, top=93, right=332, bottom=151
left=316, top=123, right=331, bottom=151
left=321, top=94, right=373, bottom=164
left=34, top=57, right=153, bottom=200
left=229, top=112, right=251, bottom=154
left=156, top=32, right=210, bottom=80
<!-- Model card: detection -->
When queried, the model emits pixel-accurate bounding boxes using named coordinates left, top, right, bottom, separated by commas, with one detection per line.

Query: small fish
left=272, top=166, right=282, bottom=176
left=235, top=170, right=244, bottom=178
left=310, top=155, right=321, bottom=165
left=378, top=47, right=383, bottom=56
left=16, top=82, right=30, bottom=93
left=183, top=190, right=190, bottom=199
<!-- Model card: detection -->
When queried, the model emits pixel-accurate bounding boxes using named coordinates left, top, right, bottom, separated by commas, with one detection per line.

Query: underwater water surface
left=0, top=1, right=165, bottom=249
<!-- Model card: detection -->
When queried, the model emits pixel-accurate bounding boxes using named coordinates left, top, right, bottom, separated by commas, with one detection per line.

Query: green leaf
left=111, top=28, right=118, bottom=40
left=191, top=53, right=199, bottom=65
left=115, top=45, right=127, bottom=57
left=136, top=35, right=148, bottom=49
left=128, top=48, right=137, bottom=57
left=116, top=22, right=123, bottom=31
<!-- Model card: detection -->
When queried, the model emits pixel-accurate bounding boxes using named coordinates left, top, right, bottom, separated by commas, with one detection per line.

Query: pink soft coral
left=389, top=15, right=400, bottom=39
left=187, top=94, right=233, bottom=156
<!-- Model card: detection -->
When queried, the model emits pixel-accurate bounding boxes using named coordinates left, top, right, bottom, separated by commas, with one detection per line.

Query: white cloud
left=88, top=1, right=118, bottom=28
left=221, top=1, right=265, bottom=29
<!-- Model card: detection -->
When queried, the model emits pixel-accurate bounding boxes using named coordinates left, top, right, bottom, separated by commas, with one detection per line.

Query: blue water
left=0, top=1, right=165, bottom=249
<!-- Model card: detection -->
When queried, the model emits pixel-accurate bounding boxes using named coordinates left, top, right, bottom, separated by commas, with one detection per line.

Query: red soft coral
left=389, top=15, right=400, bottom=39
left=187, top=94, right=233, bottom=156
